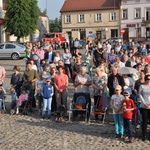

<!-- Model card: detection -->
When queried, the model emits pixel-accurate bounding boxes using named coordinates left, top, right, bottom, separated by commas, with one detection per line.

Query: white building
left=121, top=0, right=150, bottom=42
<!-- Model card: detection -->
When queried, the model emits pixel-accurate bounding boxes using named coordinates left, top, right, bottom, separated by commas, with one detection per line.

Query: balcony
left=142, top=17, right=150, bottom=23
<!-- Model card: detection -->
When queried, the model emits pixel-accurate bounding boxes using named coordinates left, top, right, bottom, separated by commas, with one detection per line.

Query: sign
left=126, top=24, right=136, bottom=27
left=121, top=28, right=125, bottom=34
left=0, top=18, right=4, bottom=25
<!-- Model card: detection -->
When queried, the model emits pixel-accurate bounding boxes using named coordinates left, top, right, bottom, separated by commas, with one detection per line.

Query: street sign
left=121, top=28, right=125, bottom=34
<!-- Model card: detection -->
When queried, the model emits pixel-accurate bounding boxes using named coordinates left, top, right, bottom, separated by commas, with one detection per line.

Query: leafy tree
left=50, top=17, right=62, bottom=32
left=42, top=9, right=47, bottom=15
left=4, top=0, right=39, bottom=40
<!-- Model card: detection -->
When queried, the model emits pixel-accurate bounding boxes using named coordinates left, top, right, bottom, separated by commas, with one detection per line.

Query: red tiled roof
left=60, top=0, right=120, bottom=12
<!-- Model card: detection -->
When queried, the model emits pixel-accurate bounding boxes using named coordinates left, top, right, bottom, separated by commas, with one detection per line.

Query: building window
left=135, top=8, right=141, bottom=19
left=146, top=8, right=150, bottom=20
left=95, top=13, right=101, bottom=21
left=110, top=12, right=116, bottom=21
left=111, top=29, right=118, bottom=37
left=79, top=14, right=84, bottom=22
left=65, top=15, right=71, bottom=23
left=122, top=9, right=128, bottom=19
left=136, top=28, right=141, bottom=38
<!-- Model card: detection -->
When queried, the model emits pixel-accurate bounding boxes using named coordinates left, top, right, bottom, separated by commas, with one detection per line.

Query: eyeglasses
left=115, top=89, right=120, bottom=91
left=124, top=95, right=129, bottom=96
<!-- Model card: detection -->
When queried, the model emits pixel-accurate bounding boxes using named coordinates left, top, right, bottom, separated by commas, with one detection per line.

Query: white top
left=111, top=94, right=125, bottom=114
left=139, top=84, right=150, bottom=109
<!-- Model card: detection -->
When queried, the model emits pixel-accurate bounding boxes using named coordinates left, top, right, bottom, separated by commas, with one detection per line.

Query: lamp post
left=0, top=0, right=2, bottom=42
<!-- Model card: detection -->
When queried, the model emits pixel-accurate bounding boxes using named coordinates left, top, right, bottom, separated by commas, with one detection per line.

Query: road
left=0, top=55, right=150, bottom=150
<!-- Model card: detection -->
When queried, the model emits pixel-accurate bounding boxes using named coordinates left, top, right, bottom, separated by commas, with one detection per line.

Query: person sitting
left=16, top=89, right=28, bottom=114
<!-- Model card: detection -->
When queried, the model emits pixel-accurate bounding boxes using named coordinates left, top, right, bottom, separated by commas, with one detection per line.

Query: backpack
left=74, top=96, right=86, bottom=109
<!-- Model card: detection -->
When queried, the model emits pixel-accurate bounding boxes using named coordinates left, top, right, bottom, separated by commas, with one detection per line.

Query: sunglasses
left=124, top=95, right=129, bottom=96
left=146, top=78, right=150, bottom=80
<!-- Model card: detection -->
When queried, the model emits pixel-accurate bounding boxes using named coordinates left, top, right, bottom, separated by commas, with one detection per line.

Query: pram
left=10, top=82, right=33, bottom=115
left=0, top=85, right=6, bottom=113
left=69, top=92, right=91, bottom=123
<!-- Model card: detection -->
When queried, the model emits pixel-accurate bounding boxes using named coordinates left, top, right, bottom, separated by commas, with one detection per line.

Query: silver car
left=0, top=43, right=26, bottom=60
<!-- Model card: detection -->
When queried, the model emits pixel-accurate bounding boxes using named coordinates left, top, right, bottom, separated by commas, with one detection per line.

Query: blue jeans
left=0, top=99, right=2, bottom=111
left=42, top=97, right=52, bottom=116
left=113, top=114, right=124, bottom=135
left=124, top=118, right=133, bottom=138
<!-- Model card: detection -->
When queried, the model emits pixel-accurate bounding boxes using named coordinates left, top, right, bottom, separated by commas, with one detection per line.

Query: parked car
left=107, top=37, right=122, bottom=43
left=0, top=43, right=26, bottom=60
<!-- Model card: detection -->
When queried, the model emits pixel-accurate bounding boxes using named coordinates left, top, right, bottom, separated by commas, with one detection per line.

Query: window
left=111, top=29, right=118, bottom=37
left=95, top=13, right=101, bottom=21
left=65, top=15, right=71, bottom=23
left=5, top=44, right=15, bottom=49
left=135, top=8, right=141, bottom=18
left=146, top=8, right=150, bottom=20
left=122, top=9, right=128, bottom=19
left=110, top=12, right=116, bottom=21
left=0, top=44, right=4, bottom=49
left=79, top=14, right=84, bottom=22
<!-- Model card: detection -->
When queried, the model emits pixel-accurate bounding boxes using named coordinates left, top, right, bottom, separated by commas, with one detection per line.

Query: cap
left=123, top=91, right=130, bottom=95
left=45, top=77, right=51, bottom=81
left=115, top=85, right=122, bottom=90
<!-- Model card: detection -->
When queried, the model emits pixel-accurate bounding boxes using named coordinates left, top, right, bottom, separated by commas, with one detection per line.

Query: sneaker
left=124, top=136, right=129, bottom=141
left=119, top=135, right=124, bottom=139
left=129, top=138, right=134, bottom=143
left=55, top=117, right=59, bottom=122
left=136, top=124, right=141, bottom=129
left=42, top=115, right=46, bottom=119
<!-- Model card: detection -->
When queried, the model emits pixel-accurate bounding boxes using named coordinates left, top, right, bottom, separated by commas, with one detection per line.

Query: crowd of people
left=0, top=38, right=150, bottom=143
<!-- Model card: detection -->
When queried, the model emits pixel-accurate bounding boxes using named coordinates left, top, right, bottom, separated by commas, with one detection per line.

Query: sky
left=38, top=0, right=64, bottom=20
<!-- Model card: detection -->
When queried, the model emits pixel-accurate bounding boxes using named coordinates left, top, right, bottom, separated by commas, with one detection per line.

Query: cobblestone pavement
left=0, top=58, right=150, bottom=150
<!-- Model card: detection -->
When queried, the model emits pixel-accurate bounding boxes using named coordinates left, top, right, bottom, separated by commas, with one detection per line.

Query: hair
left=145, top=74, right=150, bottom=81
left=80, top=66, right=86, bottom=72
left=57, top=66, right=64, bottom=70
left=13, top=65, right=20, bottom=72
left=55, top=51, right=60, bottom=55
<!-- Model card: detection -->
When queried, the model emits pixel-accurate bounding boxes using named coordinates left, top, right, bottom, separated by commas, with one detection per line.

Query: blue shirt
left=48, top=52, right=53, bottom=62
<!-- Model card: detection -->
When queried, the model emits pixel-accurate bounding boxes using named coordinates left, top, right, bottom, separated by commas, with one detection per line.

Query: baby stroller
left=0, top=85, right=6, bottom=113
left=70, top=92, right=91, bottom=123
left=10, top=82, right=32, bottom=115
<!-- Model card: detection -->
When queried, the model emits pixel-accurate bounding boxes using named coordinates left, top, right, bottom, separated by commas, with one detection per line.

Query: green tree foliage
left=4, top=0, right=39, bottom=40
left=50, top=17, right=62, bottom=32
left=42, top=9, right=47, bottom=15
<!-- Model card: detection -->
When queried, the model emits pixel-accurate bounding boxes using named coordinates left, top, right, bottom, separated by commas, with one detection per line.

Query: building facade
left=121, top=0, right=150, bottom=42
left=60, top=0, right=121, bottom=41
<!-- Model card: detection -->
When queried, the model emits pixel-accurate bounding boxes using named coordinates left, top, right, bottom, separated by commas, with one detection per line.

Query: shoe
left=42, top=115, right=46, bottom=119
left=115, top=134, right=119, bottom=138
left=136, top=124, right=141, bottom=129
left=47, top=116, right=51, bottom=119
left=129, top=138, right=134, bottom=143
left=119, top=135, right=124, bottom=139
left=59, top=117, right=65, bottom=122
left=124, top=136, right=129, bottom=141
left=55, top=117, right=59, bottom=122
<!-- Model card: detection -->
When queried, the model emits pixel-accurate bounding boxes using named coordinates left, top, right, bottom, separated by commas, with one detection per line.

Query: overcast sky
left=38, top=0, right=64, bottom=20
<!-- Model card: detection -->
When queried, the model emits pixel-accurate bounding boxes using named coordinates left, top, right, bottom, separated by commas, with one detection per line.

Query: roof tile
left=60, top=0, right=120, bottom=12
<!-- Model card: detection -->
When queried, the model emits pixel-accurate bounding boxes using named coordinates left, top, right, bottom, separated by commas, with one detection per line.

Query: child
left=41, top=77, right=54, bottom=119
left=122, top=91, right=135, bottom=143
left=10, top=87, right=17, bottom=110
left=16, top=89, right=28, bottom=114
left=110, top=85, right=125, bottom=138
left=0, top=85, right=6, bottom=114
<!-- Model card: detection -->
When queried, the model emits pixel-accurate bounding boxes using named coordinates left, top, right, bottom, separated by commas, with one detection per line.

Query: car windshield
left=44, top=34, right=55, bottom=38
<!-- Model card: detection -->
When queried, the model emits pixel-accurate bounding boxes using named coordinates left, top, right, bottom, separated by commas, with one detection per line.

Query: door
left=96, top=31, right=101, bottom=41
left=3, top=44, right=16, bottom=58
left=123, top=28, right=129, bottom=41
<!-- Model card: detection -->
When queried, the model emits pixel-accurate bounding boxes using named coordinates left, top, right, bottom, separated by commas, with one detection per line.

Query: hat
left=123, top=91, right=130, bottom=95
left=115, top=85, right=122, bottom=90
left=45, top=77, right=51, bottom=81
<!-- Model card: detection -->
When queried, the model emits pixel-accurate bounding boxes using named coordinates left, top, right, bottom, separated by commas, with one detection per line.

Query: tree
left=49, top=17, right=62, bottom=32
left=42, top=9, right=47, bottom=15
left=4, top=0, right=39, bottom=40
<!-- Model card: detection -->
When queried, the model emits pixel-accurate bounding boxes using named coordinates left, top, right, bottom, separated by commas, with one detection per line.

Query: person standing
left=54, top=66, right=68, bottom=120
left=44, top=46, right=56, bottom=64
left=0, top=66, right=6, bottom=85
left=10, top=65, right=22, bottom=97
left=70, top=37, right=75, bottom=55
left=139, top=74, right=150, bottom=141
left=63, top=48, right=73, bottom=79
left=62, top=39, right=69, bottom=52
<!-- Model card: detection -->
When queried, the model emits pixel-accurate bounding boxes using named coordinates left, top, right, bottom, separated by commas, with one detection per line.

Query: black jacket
left=107, top=74, right=125, bottom=96
left=44, top=51, right=56, bottom=63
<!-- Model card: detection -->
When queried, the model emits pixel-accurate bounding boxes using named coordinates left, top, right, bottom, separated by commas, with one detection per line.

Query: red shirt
left=122, top=99, right=134, bottom=119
